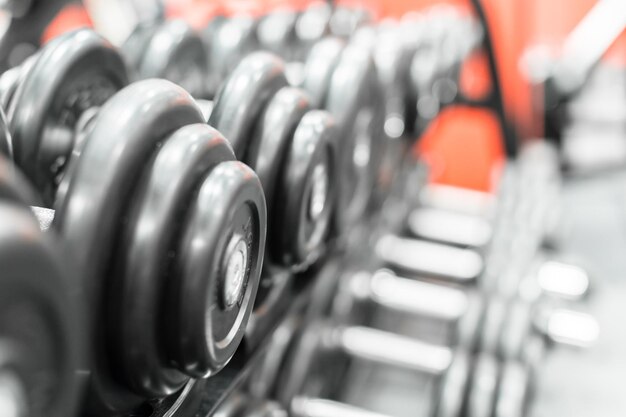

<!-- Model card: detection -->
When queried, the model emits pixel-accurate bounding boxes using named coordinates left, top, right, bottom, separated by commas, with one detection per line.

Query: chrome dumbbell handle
left=377, top=234, right=591, bottom=301
left=335, top=325, right=452, bottom=375
left=347, top=270, right=598, bottom=350
left=376, top=234, right=483, bottom=282
left=292, top=397, right=393, bottom=417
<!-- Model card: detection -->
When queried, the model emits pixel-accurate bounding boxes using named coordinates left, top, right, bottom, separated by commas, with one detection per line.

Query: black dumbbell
left=123, top=19, right=208, bottom=97
left=299, top=36, right=385, bottom=233
left=121, top=18, right=339, bottom=339
left=0, top=155, right=81, bottom=417
left=0, top=29, right=267, bottom=415
left=0, top=30, right=128, bottom=205
left=208, top=52, right=337, bottom=337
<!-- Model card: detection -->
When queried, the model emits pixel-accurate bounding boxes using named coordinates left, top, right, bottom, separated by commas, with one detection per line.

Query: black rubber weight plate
left=54, top=79, right=204, bottom=413
left=0, top=203, right=79, bottom=417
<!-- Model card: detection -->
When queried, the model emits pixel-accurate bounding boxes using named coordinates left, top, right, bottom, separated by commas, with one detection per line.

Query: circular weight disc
left=245, top=86, right=310, bottom=234
left=275, top=110, right=336, bottom=267
left=257, top=10, right=298, bottom=59
left=168, top=160, right=266, bottom=377
left=0, top=107, right=12, bottom=159
left=329, top=6, right=371, bottom=38
left=324, top=43, right=384, bottom=232
left=8, top=29, right=129, bottom=205
left=209, top=16, right=259, bottom=90
left=374, top=27, right=415, bottom=139
left=494, top=362, right=532, bottom=417
left=498, top=300, right=533, bottom=362
left=433, top=350, right=471, bottom=417
left=0, top=203, right=80, bottom=417
left=456, top=293, right=486, bottom=351
left=209, top=52, right=288, bottom=158
left=54, top=79, right=204, bottom=413
left=466, top=354, right=499, bottom=417
left=112, top=124, right=236, bottom=395
left=478, top=297, right=507, bottom=357
left=294, top=3, right=332, bottom=60
left=0, top=155, right=41, bottom=208
left=0, top=53, right=37, bottom=112
left=200, top=16, right=227, bottom=98
left=121, top=21, right=161, bottom=75
left=140, top=20, right=208, bottom=97
left=301, top=37, right=344, bottom=108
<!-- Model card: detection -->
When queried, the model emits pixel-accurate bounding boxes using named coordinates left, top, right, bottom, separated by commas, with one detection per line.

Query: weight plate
left=301, top=37, right=344, bottom=108
left=7, top=29, right=129, bottom=205
left=0, top=53, right=36, bottom=112
left=294, top=3, right=332, bottom=61
left=54, top=79, right=204, bottom=413
left=433, top=350, right=471, bottom=417
left=0, top=202, right=80, bottom=417
left=466, top=354, right=499, bottom=417
left=167, top=159, right=266, bottom=378
left=329, top=6, right=371, bottom=38
left=200, top=15, right=228, bottom=98
left=111, top=124, right=236, bottom=395
left=209, top=16, right=259, bottom=92
left=121, top=21, right=161, bottom=75
left=478, top=297, right=507, bottom=357
left=245, top=87, right=310, bottom=239
left=494, top=362, right=531, bottom=417
left=140, top=20, right=208, bottom=97
left=0, top=155, right=41, bottom=209
left=499, top=300, right=533, bottom=362
left=456, top=293, right=486, bottom=351
left=274, top=109, right=336, bottom=266
left=209, top=52, right=288, bottom=158
left=324, top=43, right=384, bottom=232
left=0, top=107, right=12, bottom=159
left=257, top=9, right=298, bottom=59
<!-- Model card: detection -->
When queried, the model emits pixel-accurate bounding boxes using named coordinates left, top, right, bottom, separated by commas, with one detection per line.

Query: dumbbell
left=0, top=30, right=128, bottom=205
left=127, top=20, right=338, bottom=262
left=121, top=19, right=338, bottom=331
left=0, top=154, right=80, bottom=417
left=127, top=15, right=387, bottom=235
left=333, top=268, right=598, bottom=360
left=275, top=320, right=531, bottom=417
left=122, top=19, right=208, bottom=97
left=409, top=140, right=561, bottom=249
left=0, top=29, right=267, bottom=415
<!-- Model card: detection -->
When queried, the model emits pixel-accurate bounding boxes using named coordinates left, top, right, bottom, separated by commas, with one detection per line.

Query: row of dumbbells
left=208, top=143, right=598, bottom=416
left=0, top=3, right=480, bottom=417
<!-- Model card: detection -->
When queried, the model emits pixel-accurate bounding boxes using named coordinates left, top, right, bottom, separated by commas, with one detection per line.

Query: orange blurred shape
left=459, top=49, right=492, bottom=101
left=379, top=0, right=469, bottom=19
left=417, top=106, right=505, bottom=192
left=41, top=3, right=93, bottom=44
left=166, top=0, right=225, bottom=29
left=221, top=0, right=269, bottom=17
